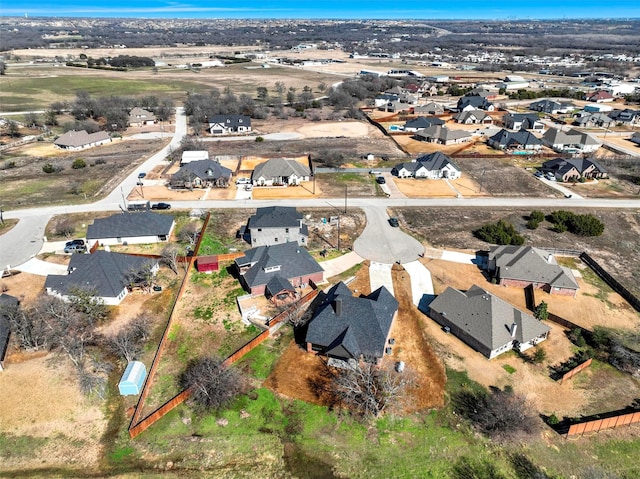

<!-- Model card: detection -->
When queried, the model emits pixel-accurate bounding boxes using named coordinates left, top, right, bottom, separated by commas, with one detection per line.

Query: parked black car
left=151, top=202, right=171, bottom=210
left=376, top=176, right=386, bottom=184
left=388, top=217, right=399, bottom=227
left=65, top=239, right=85, bottom=247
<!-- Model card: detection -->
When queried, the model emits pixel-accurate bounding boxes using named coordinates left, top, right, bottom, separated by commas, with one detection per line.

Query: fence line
left=566, top=410, right=640, bottom=437
left=580, top=252, right=640, bottom=313
left=560, top=358, right=592, bottom=384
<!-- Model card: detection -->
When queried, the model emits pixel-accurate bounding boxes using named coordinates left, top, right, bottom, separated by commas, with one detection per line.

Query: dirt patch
left=0, top=272, right=46, bottom=306
left=393, top=175, right=486, bottom=198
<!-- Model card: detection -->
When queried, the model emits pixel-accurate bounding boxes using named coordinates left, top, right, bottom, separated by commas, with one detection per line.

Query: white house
left=391, top=152, right=461, bottom=180
left=86, top=211, right=175, bottom=247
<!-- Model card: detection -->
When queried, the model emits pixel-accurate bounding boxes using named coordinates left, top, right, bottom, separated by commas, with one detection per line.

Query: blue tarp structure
left=118, top=361, right=147, bottom=396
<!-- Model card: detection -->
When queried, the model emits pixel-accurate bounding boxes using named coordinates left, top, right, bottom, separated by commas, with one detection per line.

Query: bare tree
left=52, top=218, right=75, bottom=238
left=161, top=244, right=181, bottom=274
left=275, top=298, right=312, bottom=328
left=179, top=222, right=201, bottom=246
left=125, top=261, right=157, bottom=293
left=331, top=360, right=409, bottom=419
left=180, top=356, right=245, bottom=412
left=105, top=314, right=152, bottom=362
left=1, top=301, right=49, bottom=351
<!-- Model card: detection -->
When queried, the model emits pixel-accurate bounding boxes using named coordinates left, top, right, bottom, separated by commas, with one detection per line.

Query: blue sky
left=4, top=0, right=640, bottom=19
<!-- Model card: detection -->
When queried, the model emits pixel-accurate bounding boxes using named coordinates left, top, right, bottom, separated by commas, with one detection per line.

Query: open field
left=394, top=207, right=640, bottom=297
left=393, top=175, right=486, bottom=197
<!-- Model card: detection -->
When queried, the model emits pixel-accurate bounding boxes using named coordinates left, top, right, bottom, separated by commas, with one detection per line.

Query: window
left=117, top=237, right=122, bottom=243
left=285, top=228, right=289, bottom=233
left=275, top=237, right=278, bottom=242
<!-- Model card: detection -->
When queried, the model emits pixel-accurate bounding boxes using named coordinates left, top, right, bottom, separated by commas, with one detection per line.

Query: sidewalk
left=319, top=250, right=364, bottom=279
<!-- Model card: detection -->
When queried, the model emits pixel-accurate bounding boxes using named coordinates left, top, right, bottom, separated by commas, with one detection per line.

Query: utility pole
left=344, top=185, right=347, bottom=214
left=337, top=216, right=341, bottom=251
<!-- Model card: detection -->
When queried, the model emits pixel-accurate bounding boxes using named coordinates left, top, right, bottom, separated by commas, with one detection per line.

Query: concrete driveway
left=369, top=262, right=394, bottom=295
left=353, top=206, right=424, bottom=264
left=403, top=261, right=434, bottom=306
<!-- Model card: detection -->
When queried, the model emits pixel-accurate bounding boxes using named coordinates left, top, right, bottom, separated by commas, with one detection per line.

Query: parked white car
left=236, top=177, right=251, bottom=185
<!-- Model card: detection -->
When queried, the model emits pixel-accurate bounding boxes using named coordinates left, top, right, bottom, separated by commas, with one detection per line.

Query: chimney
left=510, top=322, right=518, bottom=338
left=334, top=298, right=343, bottom=316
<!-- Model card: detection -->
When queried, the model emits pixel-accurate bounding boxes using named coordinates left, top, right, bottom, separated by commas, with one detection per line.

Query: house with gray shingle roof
left=503, top=113, right=544, bottom=131
left=0, top=294, right=19, bottom=371
left=631, top=132, right=640, bottom=146
left=170, top=159, right=232, bottom=188
left=128, top=107, right=156, bottom=127
left=488, top=246, right=579, bottom=296
left=305, top=282, right=398, bottom=365
left=413, top=125, right=472, bottom=145
left=403, top=116, right=445, bottom=132
left=243, top=206, right=308, bottom=247
left=54, top=130, right=111, bottom=150
left=453, top=110, right=493, bottom=125
left=391, top=152, right=461, bottom=179
left=541, top=158, right=608, bottom=182
left=86, top=211, right=175, bottom=247
left=428, top=285, right=550, bottom=359
left=456, top=96, right=495, bottom=112
left=234, top=241, right=324, bottom=296
left=252, top=158, right=311, bottom=186
left=529, top=99, right=574, bottom=114
left=488, top=129, right=543, bottom=151
left=542, top=128, right=601, bottom=154
left=45, top=251, right=159, bottom=306
left=413, top=102, right=445, bottom=115
left=208, top=115, right=251, bottom=135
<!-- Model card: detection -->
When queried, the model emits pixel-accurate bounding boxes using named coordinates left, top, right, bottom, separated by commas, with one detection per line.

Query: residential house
left=453, top=110, right=493, bottom=125
left=234, top=241, right=324, bottom=296
left=488, top=129, right=543, bottom=151
left=631, top=132, right=640, bottom=146
left=170, top=159, right=232, bottom=188
left=383, top=100, right=412, bottom=113
left=391, top=152, right=461, bottom=179
left=573, top=112, right=613, bottom=128
left=427, top=285, right=550, bottom=359
left=541, top=157, right=608, bottom=182
left=252, top=158, right=311, bottom=186
left=586, top=90, right=615, bottom=103
left=86, top=211, right=175, bottom=247
left=529, top=99, right=574, bottom=114
left=305, top=282, right=398, bottom=365
left=542, top=128, right=601, bottom=154
left=0, top=294, right=19, bottom=371
left=45, top=251, right=159, bottom=306
left=243, top=206, right=309, bottom=247
left=374, top=93, right=399, bottom=108
left=608, top=109, right=640, bottom=126
left=208, top=115, right=252, bottom=135
left=403, top=116, right=445, bottom=132
left=413, top=102, right=445, bottom=115
left=413, top=125, right=472, bottom=145
left=180, top=150, right=209, bottom=165
left=487, top=246, right=579, bottom=296
left=502, top=113, right=544, bottom=131
left=54, top=130, right=111, bottom=150
left=128, top=107, right=156, bottom=127
left=456, top=96, right=495, bottom=112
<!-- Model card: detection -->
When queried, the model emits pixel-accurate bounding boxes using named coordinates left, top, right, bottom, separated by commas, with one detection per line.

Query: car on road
left=64, top=244, right=87, bottom=254
left=65, top=239, right=85, bottom=247
left=534, top=171, right=543, bottom=178
left=369, top=170, right=381, bottom=175
left=138, top=172, right=147, bottom=179
left=236, top=177, right=251, bottom=185
left=376, top=176, right=386, bottom=184
left=388, top=217, right=399, bottom=227
left=151, top=202, right=171, bottom=210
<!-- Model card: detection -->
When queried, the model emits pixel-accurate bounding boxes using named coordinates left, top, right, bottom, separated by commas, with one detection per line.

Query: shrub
left=474, top=219, right=525, bottom=245
left=42, top=163, right=55, bottom=174
left=532, top=347, right=547, bottom=364
left=526, top=219, right=540, bottom=230
left=72, top=158, right=87, bottom=169
left=547, top=210, right=604, bottom=236
left=255, top=136, right=264, bottom=142
left=530, top=210, right=544, bottom=223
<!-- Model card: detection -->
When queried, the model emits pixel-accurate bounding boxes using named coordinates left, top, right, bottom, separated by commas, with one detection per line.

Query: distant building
left=208, top=115, right=252, bottom=135
left=54, top=130, right=111, bottom=150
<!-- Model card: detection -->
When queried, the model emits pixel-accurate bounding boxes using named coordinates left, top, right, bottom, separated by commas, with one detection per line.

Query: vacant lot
left=394, top=207, right=640, bottom=297
left=393, top=175, right=485, bottom=197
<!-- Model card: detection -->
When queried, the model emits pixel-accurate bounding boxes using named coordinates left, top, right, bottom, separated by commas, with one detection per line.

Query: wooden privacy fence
left=129, top=274, right=319, bottom=438
left=559, top=358, right=592, bottom=384
left=566, top=410, right=640, bottom=437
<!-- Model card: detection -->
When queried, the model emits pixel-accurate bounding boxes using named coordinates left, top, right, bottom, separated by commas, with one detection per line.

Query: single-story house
left=529, top=99, right=574, bottom=114
left=503, top=113, right=544, bottom=131
left=586, top=90, right=615, bottom=103
left=86, top=211, right=175, bottom=247
left=541, top=157, right=608, bottom=182
left=243, top=206, right=309, bottom=247
left=453, top=110, right=493, bottom=125
left=128, top=107, right=156, bottom=127
left=252, top=158, right=311, bottom=186
left=573, top=112, right=614, bottom=128
left=383, top=100, right=412, bottom=113
left=456, top=96, right=495, bottom=112
left=181, top=150, right=209, bottom=165
left=427, top=285, right=550, bottom=359
left=305, top=282, right=398, bottom=365
left=391, top=151, right=461, bottom=179
left=403, top=116, right=445, bottom=132
left=234, top=241, right=324, bottom=296
left=45, top=251, right=159, bottom=306
left=631, top=132, right=640, bottom=146
left=54, top=130, right=111, bottom=150
left=170, top=159, right=232, bottom=189
left=488, top=129, right=543, bottom=151
left=195, top=256, right=219, bottom=273
left=208, top=115, right=252, bottom=135
left=413, top=125, right=472, bottom=145
left=608, top=109, right=640, bottom=126
left=413, top=102, right=445, bottom=115
left=542, top=128, right=601, bottom=154
left=0, top=294, right=19, bottom=372
left=487, top=245, right=579, bottom=296
left=374, top=93, right=399, bottom=108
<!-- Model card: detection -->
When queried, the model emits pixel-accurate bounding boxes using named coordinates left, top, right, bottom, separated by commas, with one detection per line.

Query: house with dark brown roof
left=541, top=158, right=608, bottom=182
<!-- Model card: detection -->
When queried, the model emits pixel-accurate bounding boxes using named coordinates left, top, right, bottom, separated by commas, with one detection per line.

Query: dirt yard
left=393, top=175, right=486, bottom=198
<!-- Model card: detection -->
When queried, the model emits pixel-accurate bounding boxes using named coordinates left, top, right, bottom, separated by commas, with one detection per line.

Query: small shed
left=118, top=361, right=147, bottom=396
left=195, top=255, right=219, bottom=273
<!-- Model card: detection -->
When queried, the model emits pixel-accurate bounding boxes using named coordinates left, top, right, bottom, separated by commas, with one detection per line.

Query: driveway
left=403, top=261, right=434, bottom=306
left=369, top=262, right=394, bottom=295
left=15, top=257, right=68, bottom=276
left=537, top=177, right=583, bottom=199
left=320, top=251, right=364, bottom=279
left=353, top=206, right=424, bottom=264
